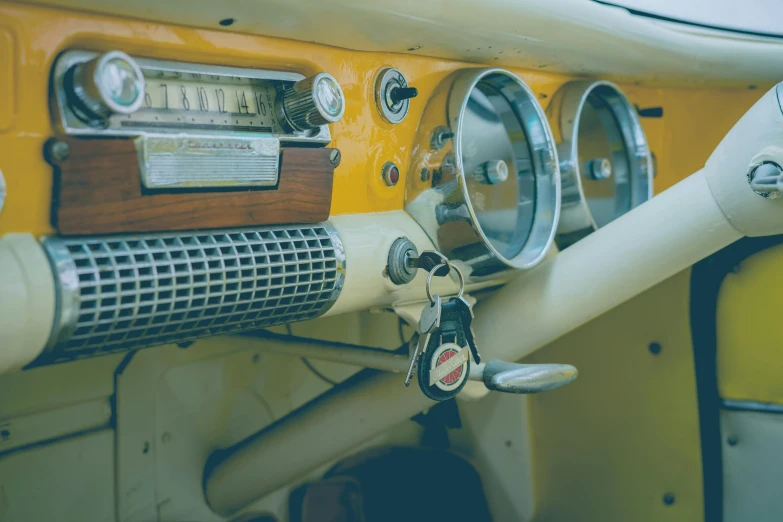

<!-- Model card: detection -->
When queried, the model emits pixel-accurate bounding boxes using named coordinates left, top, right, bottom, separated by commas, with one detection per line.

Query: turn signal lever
left=478, top=360, right=577, bottom=394
left=246, top=330, right=577, bottom=397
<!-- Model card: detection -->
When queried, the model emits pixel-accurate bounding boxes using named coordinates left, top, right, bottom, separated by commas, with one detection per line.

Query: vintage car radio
left=47, top=50, right=345, bottom=235
left=52, top=50, right=342, bottom=142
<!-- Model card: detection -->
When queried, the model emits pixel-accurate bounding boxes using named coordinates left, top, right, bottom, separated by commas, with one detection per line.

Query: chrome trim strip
left=41, top=239, right=81, bottom=350
left=722, top=399, right=783, bottom=415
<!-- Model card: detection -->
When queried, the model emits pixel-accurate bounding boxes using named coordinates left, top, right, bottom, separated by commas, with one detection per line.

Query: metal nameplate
left=137, top=135, right=280, bottom=189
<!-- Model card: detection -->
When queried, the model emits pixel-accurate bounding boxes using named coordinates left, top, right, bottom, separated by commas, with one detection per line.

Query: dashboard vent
left=39, top=224, right=344, bottom=364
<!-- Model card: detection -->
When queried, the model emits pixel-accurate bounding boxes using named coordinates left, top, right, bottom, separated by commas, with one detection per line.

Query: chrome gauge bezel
left=549, top=80, right=653, bottom=248
left=405, top=68, right=560, bottom=282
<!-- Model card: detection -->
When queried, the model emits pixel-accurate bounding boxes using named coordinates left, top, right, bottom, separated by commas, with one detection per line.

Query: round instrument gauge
left=406, top=69, right=559, bottom=281
left=548, top=81, right=653, bottom=248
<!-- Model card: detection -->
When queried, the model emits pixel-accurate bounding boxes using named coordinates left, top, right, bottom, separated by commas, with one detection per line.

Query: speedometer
left=406, top=68, right=559, bottom=281
left=547, top=81, right=653, bottom=248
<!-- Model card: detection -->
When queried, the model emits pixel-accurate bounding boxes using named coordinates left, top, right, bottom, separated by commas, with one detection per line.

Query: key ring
left=425, top=262, right=465, bottom=303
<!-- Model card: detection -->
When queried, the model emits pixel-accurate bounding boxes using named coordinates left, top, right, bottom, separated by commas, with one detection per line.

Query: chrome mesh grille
left=41, top=224, right=344, bottom=363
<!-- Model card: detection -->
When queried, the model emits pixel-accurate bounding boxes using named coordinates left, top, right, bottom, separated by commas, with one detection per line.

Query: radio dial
left=279, top=73, right=345, bottom=132
left=64, top=51, right=145, bottom=123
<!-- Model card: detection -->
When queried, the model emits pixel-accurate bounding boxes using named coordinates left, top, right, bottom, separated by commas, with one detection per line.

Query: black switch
left=390, top=86, right=418, bottom=104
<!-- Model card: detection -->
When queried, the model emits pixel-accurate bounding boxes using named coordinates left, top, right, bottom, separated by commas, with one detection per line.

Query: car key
left=452, top=295, right=481, bottom=364
left=405, top=294, right=442, bottom=387
left=405, top=250, right=450, bottom=277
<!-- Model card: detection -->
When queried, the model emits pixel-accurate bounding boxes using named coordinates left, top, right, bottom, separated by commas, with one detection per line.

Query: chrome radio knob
left=64, top=51, right=144, bottom=123
left=474, top=159, right=510, bottom=185
left=278, top=73, right=345, bottom=132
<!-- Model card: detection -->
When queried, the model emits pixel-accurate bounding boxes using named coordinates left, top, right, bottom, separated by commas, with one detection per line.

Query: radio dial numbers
left=134, top=75, right=280, bottom=131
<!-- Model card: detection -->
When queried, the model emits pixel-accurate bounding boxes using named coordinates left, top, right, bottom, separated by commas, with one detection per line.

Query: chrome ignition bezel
left=405, top=68, right=560, bottom=281
left=549, top=80, right=653, bottom=248
left=375, top=68, right=411, bottom=124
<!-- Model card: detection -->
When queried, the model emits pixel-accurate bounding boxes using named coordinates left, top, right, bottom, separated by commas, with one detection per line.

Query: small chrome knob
left=65, top=51, right=144, bottom=123
left=475, top=160, right=509, bottom=185
left=279, top=73, right=345, bottom=132
left=584, top=158, right=612, bottom=181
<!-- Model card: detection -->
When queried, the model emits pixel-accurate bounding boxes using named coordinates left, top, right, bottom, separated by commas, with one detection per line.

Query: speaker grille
left=41, top=224, right=344, bottom=363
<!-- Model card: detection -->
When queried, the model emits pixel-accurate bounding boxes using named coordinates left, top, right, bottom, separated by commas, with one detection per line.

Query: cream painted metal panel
left=26, top=0, right=783, bottom=86
left=721, top=409, right=783, bottom=522
left=0, top=352, right=122, bottom=421
left=453, top=393, right=536, bottom=522
left=0, top=234, right=55, bottom=373
left=0, top=430, right=115, bottom=522
left=606, top=0, right=783, bottom=36
left=0, top=398, right=111, bottom=453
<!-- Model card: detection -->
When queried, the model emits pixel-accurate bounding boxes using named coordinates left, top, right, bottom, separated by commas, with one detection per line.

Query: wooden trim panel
left=49, top=138, right=337, bottom=235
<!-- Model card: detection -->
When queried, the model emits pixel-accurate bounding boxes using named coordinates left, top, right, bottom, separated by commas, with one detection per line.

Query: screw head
left=329, top=149, right=341, bottom=167
left=50, top=140, right=71, bottom=162
left=727, top=435, right=739, bottom=446
left=649, top=342, right=662, bottom=355
left=663, top=493, right=676, bottom=506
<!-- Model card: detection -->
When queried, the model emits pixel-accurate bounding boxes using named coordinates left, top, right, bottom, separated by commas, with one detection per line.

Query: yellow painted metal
left=717, top=244, right=783, bottom=405
left=0, top=1, right=767, bottom=237
left=523, top=270, right=704, bottom=522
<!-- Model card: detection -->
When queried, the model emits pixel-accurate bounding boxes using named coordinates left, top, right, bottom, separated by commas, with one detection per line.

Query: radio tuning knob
left=64, top=51, right=145, bottom=124
left=279, top=73, right=345, bottom=132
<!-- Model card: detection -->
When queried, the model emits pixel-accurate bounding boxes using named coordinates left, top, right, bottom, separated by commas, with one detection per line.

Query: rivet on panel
left=663, top=493, right=676, bottom=506
left=49, top=140, right=71, bottom=163
left=648, top=342, right=662, bottom=355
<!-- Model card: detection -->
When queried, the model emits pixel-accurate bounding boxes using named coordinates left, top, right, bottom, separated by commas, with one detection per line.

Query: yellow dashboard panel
left=0, top=0, right=767, bottom=237
left=717, top=243, right=783, bottom=406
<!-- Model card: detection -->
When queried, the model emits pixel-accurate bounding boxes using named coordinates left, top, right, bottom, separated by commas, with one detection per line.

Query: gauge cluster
left=401, top=69, right=653, bottom=280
